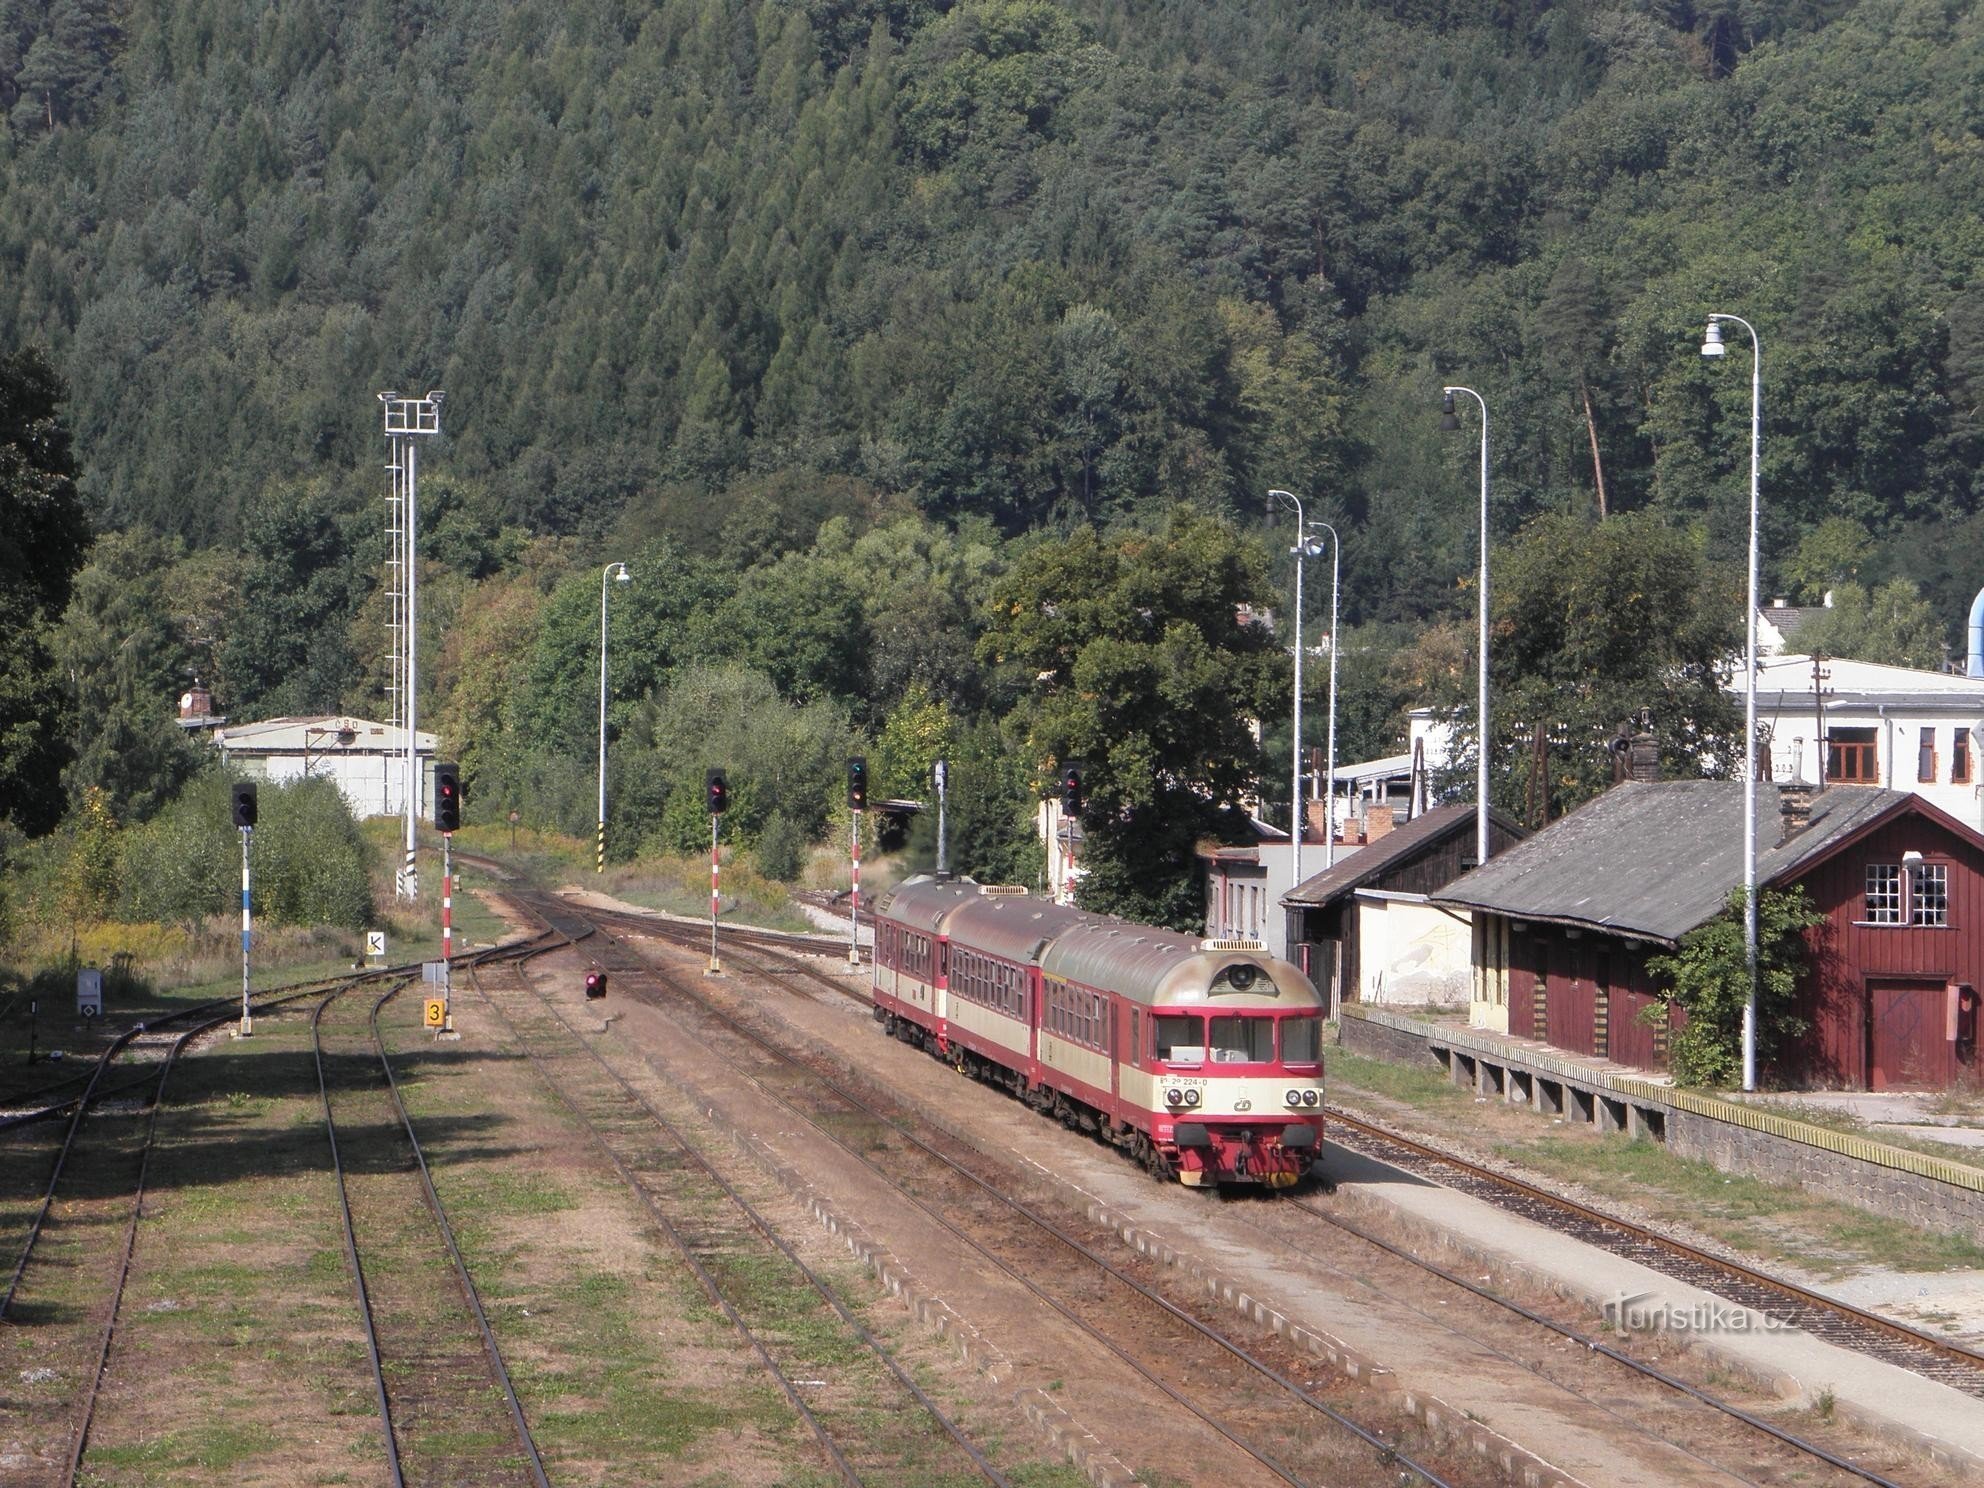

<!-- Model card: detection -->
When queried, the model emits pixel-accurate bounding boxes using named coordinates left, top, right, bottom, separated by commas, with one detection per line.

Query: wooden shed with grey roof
left=1432, top=780, right=1984, bottom=1089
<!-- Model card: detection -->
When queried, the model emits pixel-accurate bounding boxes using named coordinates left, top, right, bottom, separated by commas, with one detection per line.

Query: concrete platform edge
left=1325, top=1179, right=1984, bottom=1482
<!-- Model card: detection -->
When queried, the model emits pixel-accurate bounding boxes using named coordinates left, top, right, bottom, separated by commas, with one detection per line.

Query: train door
left=1026, top=969, right=1042, bottom=1080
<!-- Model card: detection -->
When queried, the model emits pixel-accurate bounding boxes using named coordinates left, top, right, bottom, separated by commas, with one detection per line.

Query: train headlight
left=1165, top=1087, right=1185, bottom=1107
left=1285, top=1089, right=1303, bottom=1107
left=1184, top=1087, right=1201, bottom=1108
left=1302, top=1089, right=1319, bottom=1107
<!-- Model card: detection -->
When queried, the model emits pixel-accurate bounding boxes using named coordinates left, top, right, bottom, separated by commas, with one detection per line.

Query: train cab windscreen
left=1281, top=1014, right=1323, bottom=1067
left=1153, top=1015, right=1203, bottom=1065
left=1209, top=1015, right=1275, bottom=1064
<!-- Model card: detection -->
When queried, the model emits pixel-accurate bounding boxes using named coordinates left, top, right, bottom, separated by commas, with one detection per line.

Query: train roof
left=872, top=875, right=984, bottom=935
left=1041, top=922, right=1321, bottom=1011
left=942, top=892, right=1094, bottom=964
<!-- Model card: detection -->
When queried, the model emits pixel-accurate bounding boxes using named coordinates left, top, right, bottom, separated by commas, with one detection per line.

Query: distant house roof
left=1753, top=653, right=1984, bottom=713
left=1759, top=604, right=1825, bottom=651
left=213, top=715, right=438, bottom=754
left=1430, top=781, right=1968, bottom=947
left=1283, top=803, right=1521, bottom=908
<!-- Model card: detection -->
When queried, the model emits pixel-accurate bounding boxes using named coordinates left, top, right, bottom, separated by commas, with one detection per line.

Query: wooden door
left=1544, top=942, right=1597, bottom=1056
left=1868, top=979, right=1956, bottom=1090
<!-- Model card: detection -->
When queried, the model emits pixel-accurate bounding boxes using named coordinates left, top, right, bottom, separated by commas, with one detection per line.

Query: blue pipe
left=1970, top=587, right=1984, bottom=677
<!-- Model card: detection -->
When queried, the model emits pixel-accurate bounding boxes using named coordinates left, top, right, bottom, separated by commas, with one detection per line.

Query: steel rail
left=517, top=892, right=1452, bottom=1488
left=1286, top=1191, right=1908, bottom=1488
left=466, top=954, right=1011, bottom=1488
left=313, top=985, right=408, bottom=1488
left=1327, top=1108, right=1984, bottom=1389
left=365, top=984, right=552, bottom=1488
left=59, top=1021, right=199, bottom=1483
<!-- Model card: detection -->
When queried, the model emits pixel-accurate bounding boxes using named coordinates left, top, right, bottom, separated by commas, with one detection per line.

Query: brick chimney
left=1779, top=781, right=1816, bottom=840
left=179, top=678, right=213, bottom=721
left=1365, top=804, right=1397, bottom=842
left=1629, top=731, right=1659, bottom=783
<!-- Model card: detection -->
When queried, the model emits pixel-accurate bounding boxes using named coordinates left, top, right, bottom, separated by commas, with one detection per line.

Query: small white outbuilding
left=212, top=715, right=438, bottom=821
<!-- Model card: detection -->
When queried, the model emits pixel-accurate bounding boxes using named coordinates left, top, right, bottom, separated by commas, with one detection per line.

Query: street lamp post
left=597, top=561, right=631, bottom=873
left=1441, top=387, right=1493, bottom=868
left=1268, top=490, right=1317, bottom=888
left=1315, top=521, right=1341, bottom=870
left=1702, top=313, right=1763, bottom=1093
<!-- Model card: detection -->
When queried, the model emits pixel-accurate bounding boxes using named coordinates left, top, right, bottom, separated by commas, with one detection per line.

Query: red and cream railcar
left=871, top=876, right=1325, bottom=1188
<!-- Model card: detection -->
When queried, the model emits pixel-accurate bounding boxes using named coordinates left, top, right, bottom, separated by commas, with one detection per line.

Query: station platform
left=1339, top=1005, right=1984, bottom=1241
left=1319, top=1139, right=1984, bottom=1478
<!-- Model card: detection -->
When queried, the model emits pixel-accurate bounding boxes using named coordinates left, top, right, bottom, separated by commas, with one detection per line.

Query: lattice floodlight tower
left=380, top=389, right=444, bottom=901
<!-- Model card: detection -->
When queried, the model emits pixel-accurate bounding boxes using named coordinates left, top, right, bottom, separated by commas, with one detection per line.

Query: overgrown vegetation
left=1646, top=886, right=1825, bottom=1088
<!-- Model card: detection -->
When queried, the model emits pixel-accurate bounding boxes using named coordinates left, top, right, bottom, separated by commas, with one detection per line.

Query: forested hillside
left=5, top=0, right=1984, bottom=920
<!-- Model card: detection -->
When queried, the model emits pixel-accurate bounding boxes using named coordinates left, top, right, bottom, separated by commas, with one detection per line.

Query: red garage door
left=1868, top=979, right=1956, bottom=1091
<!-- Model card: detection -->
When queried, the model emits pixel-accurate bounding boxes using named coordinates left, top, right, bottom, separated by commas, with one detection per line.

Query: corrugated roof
left=1430, top=781, right=1912, bottom=946
left=1283, top=803, right=1518, bottom=908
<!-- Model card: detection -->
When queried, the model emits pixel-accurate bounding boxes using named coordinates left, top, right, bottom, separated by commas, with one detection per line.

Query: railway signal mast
left=232, top=782, right=257, bottom=1035
left=706, top=768, right=729, bottom=975
left=847, top=757, right=867, bottom=966
left=434, top=762, right=460, bottom=1031
left=380, top=389, right=444, bottom=901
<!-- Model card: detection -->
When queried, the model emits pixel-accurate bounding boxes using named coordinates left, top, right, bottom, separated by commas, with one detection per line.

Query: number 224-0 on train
left=871, top=876, right=1325, bottom=1188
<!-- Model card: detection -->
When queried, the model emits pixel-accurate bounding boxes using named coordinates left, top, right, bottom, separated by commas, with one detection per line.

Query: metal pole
left=239, top=826, right=253, bottom=1036
left=708, top=814, right=722, bottom=974
left=1291, top=536, right=1306, bottom=888
left=935, top=759, right=949, bottom=875
left=598, top=566, right=610, bottom=873
left=1442, top=388, right=1492, bottom=867
left=1706, top=314, right=1762, bottom=1092
left=1320, top=522, right=1341, bottom=871
left=848, top=810, right=862, bottom=967
left=441, top=832, right=454, bottom=1032
left=404, top=438, right=419, bottom=897
left=1476, top=400, right=1490, bottom=869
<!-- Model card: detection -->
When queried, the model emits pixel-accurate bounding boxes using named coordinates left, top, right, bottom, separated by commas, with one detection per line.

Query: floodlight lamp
left=1701, top=321, right=1726, bottom=358
left=613, top=564, right=631, bottom=583
left=1439, top=390, right=1460, bottom=431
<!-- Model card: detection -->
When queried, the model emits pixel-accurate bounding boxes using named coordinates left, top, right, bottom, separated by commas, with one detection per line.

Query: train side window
left=1282, top=1014, right=1322, bottom=1066
left=1153, top=1014, right=1203, bottom=1064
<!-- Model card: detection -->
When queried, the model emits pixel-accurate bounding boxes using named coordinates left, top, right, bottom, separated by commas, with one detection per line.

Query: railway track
left=569, top=890, right=1978, bottom=1485
left=516, top=889, right=1463, bottom=1488
left=463, top=951, right=1014, bottom=1488
left=0, top=959, right=449, bottom=1484
left=311, top=975, right=551, bottom=1487
left=1323, top=1109, right=1984, bottom=1401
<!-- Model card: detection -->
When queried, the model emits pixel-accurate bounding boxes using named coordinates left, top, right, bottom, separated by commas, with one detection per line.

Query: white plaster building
left=213, top=715, right=439, bottom=821
left=1751, top=653, right=1984, bottom=828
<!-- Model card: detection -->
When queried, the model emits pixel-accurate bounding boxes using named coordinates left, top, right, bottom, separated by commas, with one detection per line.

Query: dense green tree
left=55, top=530, right=207, bottom=821
left=1792, top=580, right=1945, bottom=670
left=0, top=345, right=90, bottom=835
left=979, top=511, right=1282, bottom=926
left=1423, top=511, right=1745, bottom=822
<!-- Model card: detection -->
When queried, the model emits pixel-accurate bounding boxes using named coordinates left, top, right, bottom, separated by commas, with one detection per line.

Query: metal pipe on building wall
left=1968, top=586, right=1984, bottom=677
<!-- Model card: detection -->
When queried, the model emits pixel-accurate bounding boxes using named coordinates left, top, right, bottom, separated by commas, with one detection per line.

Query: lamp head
left=613, top=563, right=631, bottom=583
left=1700, top=320, right=1726, bottom=358
left=1439, top=390, right=1460, bottom=432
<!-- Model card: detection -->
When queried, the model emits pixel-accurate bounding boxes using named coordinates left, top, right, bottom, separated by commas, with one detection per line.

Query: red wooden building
left=1433, top=781, right=1983, bottom=1090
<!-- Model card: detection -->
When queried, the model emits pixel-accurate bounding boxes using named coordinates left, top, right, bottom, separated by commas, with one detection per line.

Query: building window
left=1910, top=863, right=1949, bottom=926
left=1829, top=727, right=1879, bottom=784
left=1956, top=731, right=1973, bottom=785
left=1918, top=727, right=1937, bottom=784
left=1865, top=864, right=1902, bottom=924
